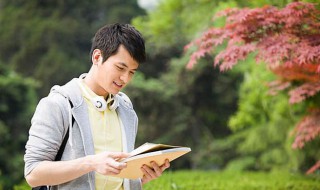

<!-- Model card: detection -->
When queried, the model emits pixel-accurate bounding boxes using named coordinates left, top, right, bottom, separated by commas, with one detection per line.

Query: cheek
left=101, top=73, right=116, bottom=86
left=96, top=74, right=108, bottom=87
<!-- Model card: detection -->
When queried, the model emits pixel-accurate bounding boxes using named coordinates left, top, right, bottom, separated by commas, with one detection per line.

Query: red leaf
left=291, top=108, right=320, bottom=149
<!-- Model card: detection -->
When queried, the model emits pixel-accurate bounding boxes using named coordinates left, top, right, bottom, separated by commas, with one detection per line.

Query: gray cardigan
left=24, top=77, right=142, bottom=190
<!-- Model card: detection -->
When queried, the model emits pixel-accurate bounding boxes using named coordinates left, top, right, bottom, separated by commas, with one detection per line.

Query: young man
left=24, top=23, right=170, bottom=190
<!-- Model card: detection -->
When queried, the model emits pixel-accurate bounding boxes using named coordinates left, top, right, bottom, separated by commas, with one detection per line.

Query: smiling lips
left=113, top=81, right=124, bottom=88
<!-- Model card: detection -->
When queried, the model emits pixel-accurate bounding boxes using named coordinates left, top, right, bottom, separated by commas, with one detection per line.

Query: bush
left=144, top=170, right=320, bottom=190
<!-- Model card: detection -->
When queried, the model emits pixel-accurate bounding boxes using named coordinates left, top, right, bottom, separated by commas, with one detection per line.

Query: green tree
left=0, top=0, right=145, bottom=97
left=0, top=0, right=145, bottom=188
left=130, top=0, right=246, bottom=168
left=126, top=55, right=242, bottom=169
left=0, top=64, right=38, bottom=189
left=186, top=1, right=320, bottom=172
left=131, top=0, right=319, bottom=172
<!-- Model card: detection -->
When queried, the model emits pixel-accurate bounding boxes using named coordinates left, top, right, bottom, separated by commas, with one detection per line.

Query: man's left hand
left=140, top=159, right=170, bottom=184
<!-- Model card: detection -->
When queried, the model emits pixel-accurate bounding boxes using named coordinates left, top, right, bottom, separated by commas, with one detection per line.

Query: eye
left=129, top=71, right=135, bottom=75
left=116, top=66, right=124, bottom=70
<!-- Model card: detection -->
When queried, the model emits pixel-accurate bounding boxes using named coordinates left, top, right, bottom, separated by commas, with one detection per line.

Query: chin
left=111, top=89, right=120, bottom=95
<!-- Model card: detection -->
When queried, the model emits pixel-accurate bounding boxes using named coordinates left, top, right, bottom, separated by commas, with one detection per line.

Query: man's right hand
left=89, top=151, right=129, bottom=175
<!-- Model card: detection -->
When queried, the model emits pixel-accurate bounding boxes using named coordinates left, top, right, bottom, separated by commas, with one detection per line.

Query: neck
left=83, top=71, right=109, bottom=98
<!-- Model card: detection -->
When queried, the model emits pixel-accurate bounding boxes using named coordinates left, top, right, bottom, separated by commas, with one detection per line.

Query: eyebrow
left=118, top=62, right=128, bottom=68
left=117, top=62, right=138, bottom=71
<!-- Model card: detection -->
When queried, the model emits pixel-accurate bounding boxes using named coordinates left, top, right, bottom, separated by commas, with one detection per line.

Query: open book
left=112, top=142, right=191, bottom=179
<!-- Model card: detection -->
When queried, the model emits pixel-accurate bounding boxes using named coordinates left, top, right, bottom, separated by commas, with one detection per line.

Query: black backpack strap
left=32, top=100, right=75, bottom=190
left=54, top=129, right=69, bottom=161
left=54, top=99, right=74, bottom=161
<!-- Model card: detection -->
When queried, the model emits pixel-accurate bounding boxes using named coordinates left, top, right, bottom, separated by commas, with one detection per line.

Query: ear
left=92, top=49, right=103, bottom=65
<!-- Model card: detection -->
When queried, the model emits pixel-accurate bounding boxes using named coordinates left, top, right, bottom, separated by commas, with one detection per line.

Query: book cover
left=113, top=143, right=191, bottom=179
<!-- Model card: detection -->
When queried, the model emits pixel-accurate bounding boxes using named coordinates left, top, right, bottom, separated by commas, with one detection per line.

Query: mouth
left=113, top=81, right=123, bottom=88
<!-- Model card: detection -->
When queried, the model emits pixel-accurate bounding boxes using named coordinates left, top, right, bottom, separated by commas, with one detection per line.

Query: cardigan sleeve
left=24, top=94, right=68, bottom=177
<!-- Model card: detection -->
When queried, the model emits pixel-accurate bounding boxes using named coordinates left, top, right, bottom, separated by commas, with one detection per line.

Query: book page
left=128, top=142, right=181, bottom=157
left=114, top=147, right=191, bottom=179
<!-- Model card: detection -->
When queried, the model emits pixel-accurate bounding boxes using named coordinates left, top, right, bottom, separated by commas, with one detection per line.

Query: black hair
left=90, top=23, right=146, bottom=64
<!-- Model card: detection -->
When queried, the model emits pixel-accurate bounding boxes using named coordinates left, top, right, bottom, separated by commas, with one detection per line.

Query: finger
left=141, top=174, right=150, bottom=184
left=98, top=164, right=122, bottom=175
left=161, top=159, right=170, bottom=171
left=109, top=159, right=127, bottom=169
left=141, top=164, right=157, bottom=179
left=106, top=167, right=122, bottom=175
left=151, top=162, right=162, bottom=176
left=109, top=152, right=130, bottom=159
left=140, top=167, right=150, bottom=181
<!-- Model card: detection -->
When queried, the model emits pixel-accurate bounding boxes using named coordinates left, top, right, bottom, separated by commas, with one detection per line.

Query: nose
left=120, top=72, right=130, bottom=84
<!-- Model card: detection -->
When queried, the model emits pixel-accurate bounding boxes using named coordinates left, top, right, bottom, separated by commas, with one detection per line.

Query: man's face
left=92, top=45, right=139, bottom=96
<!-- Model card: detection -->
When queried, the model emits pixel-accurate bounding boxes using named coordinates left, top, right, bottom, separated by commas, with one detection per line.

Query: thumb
left=109, top=152, right=130, bottom=159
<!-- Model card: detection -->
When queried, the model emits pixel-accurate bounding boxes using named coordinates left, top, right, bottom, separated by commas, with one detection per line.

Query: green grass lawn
left=14, top=170, right=320, bottom=190
left=143, top=170, right=320, bottom=190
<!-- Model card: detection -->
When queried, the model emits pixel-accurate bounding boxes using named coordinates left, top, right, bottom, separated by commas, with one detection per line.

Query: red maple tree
left=185, top=2, right=320, bottom=173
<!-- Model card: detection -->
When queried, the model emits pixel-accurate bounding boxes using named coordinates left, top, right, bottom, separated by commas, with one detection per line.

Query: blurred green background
left=0, top=0, right=319, bottom=189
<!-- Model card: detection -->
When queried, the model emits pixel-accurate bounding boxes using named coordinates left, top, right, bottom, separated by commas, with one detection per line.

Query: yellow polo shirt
left=78, top=80, right=124, bottom=190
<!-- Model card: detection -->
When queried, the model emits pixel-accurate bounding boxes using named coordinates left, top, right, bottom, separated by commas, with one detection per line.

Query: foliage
left=186, top=1, right=320, bottom=173
left=143, top=170, right=320, bottom=190
left=133, top=0, right=235, bottom=50
left=0, top=64, right=38, bottom=189
left=13, top=180, right=29, bottom=190
left=126, top=55, right=242, bottom=169
left=13, top=170, right=320, bottom=190
left=130, top=0, right=299, bottom=172
left=132, top=0, right=239, bottom=78
left=0, top=0, right=145, bottom=188
left=128, top=0, right=248, bottom=169
left=0, top=0, right=145, bottom=97
left=193, top=61, right=310, bottom=172
left=2, top=0, right=319, bottom=187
